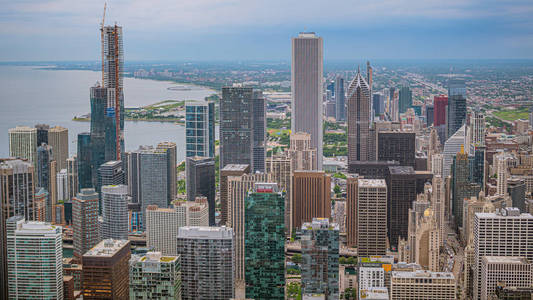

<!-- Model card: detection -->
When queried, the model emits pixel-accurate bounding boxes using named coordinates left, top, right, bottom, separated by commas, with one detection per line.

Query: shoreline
left=73, top=117, right=185, bottom=124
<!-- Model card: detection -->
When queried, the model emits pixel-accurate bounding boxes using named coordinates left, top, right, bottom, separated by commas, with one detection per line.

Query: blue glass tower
left=77, top=132, right=92, bottom=190
left=447, top=79, right=467, bottom=138
left=185, top=101, right=215, bottom=158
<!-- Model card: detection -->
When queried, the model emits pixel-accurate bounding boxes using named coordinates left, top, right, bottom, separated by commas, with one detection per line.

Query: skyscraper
left=139, top=147, right=169, bottom=226
left=66, top=155, right=78, bottom=201
left=129, top=252, right=181, bottom=300
left=398, top=86, right=412, bottom=113
left=266, top=154, right=293, bottom=234
left=390, top=270, right=456, bottom=299
left=292, top=171, right=331, bottom=230
left=291, top=32, right=324, bottom=169
left=36, top=143, right=52, bottom=191
left=288, top=132, right=318, bottom=170
left=77, top=132, right=92, bottom=190
left=480, top=256, right=531, bottom=300
left=97, top=160, right=124, bottom=193
left=219, top=164, right=250, bottom=226
left=471, top=111, right=485, bottom=147
left=301, top=218, right=339, bottom=299
left=35, top=124, right=50, bottom=146
left=177, top=226, right=234, bottom=300
left=346, top=175, right=358, bottom=247
left=8, top=126, right=37, bottom=165
left=48, top=126, right=69, bottom=171
left=335, top=76, right=345, bottom=121
left=443, top=124, right=466, bottom=177
left=347, top=68, right=371, bottom=163
left=356, top=179, right=388, bottom=256
left=101, top=185, right=129, bottom=240
left=220, top=87, right=266, bottom=173
left=245, top=183, right=285, bottom=300
left=452, top=148, right=480, bottom=228
left=157, top=142, right=177, bottom=204
left=377, top=131, right=416, bottom=167
left=7, top=217, right=63, bottom=299
left=0, top=159, right=35, bottom=221
left=185, top=101, right=215, bottom=158
left=72, top=188, right=100, bottom=260
left=185, top=156, right=215, bottom=225
left=387, top=166, right=417, bottom=248
left=447, top=79, right=467, bottom=138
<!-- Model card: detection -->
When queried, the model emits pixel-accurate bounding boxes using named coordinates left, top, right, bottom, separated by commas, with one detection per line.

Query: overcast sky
left=1, top=0, right=532, bottom=61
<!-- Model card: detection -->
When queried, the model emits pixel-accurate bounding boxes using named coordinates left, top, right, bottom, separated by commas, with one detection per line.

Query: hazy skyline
left=1, top=0, right=533, bottom=61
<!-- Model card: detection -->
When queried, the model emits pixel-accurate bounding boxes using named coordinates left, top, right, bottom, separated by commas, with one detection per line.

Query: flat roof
left=221, top=164, right=250, bottom=171
left=178, top=226, right=233, bottom=240
left=358, top=179, right=387, bottom=187
left=392, top=270, right=454, bottom=279
left=84, top=239, right=129, bottom=257
left=483, top=256, right=529, bottom=264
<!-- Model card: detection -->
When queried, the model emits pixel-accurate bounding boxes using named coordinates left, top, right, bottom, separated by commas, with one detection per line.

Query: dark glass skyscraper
left=377, top=131, right=416, bottom=168
left=386, top=166, right=416, bottom=248
left=447, top=79, right=467, bottom=138
left=36, top=144, right=52, bottom=192
left=399, top=86, right=412, bottom=113
left=186, top=156, right=215, bottom=225
left=334, top=76, right=345, bottom=121
left=452, top=150, right=480, bottom=228
left=77, top=132, right=92, bottom=190
left=347, top=69, right=371, bottom=163
left=35, top=124, right=49, bottom=146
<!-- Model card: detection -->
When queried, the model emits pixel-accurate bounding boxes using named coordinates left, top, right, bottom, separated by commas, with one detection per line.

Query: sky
left=1, top=0, right=532, bottom=61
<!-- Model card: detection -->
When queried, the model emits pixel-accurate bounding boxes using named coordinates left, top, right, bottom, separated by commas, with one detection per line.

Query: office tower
left=145, top=199, right=209, bottom=256
left=139, top=147, right=169, bottom=226
left=386, top=166, right=416, bottom=248
left=325, top=100, right=336, bottom=119
left=125, top=150, right=140, bottom=203
left=0, top=159, right=35, bottom=220
left=347, top=68, right=371, bottom=164
left=356, top=179, right=388, bottom=256
left=292, top=171, right=331, bottom=230
left=426, top=105, right=434, bottom=126
left=48, top=126, right=68, bottom=171
left=266, top=155, right=292, bottom=234
left=77, top=132, right=92, bottom=189
left=390, top=270, right=456, bottom=299
left=335, top=76, right=345, bottom=121
left=245, top=183, right=285, bottom=300
left=443, top=124, right=466, bottom=177
left=129, top=252, right=181, bottom=300
left=227, top=172, right=271, bottom=289
left=413, top=208, right=440, bottom=271
left=292, top=32, right=323, bottom=169
left=471, top=111, right=485, bottom=146
left=447, top=79, right=467, bottom=138
left=185, top=101, right=215, bottom=158
left=185, top=156, right=215, bottom=225
left=432, top=175, right=447, bottom=245
left=288, top=132, right=318, bottom=170
left=97, top=160, right=124, bottom=193
left=377, top=131, right=415, bottom=167
left=8, top=126, right=37, bottom=165
left=348, top=160, right=399, bottom=179
left=496, top=153, right=510, bottom=196
left=508, top=178, right=526, bottom=212
left=177, top=226, right=234, bottom=300
left=157, top=142, right=177, bottom=203
left=57, top=169, right=68, bottom=202
left=220, top=164, right=250, bottom=226
left=300, top=218, right=339, bottom=299
left=36, top=143, right=56, bottom=221
left=480, top=256, right=531, bottom=300
left=399, top=86, right=412, bottom=113
left=7, top=218, right=63, bottom=299
left=33, top=188, right=48, bottom=221
left=473, top=208, right=533, bottom=299
left=35, top=124, right=50, bottom=146
left=101, top=185, right=129, bottom=240
left=434, top=95, right=448, bottom=127
left=72, top=188, right=100, bottom=259
left=82, top=239, right=130, bottom=300
left=66, top=156, right=78, bottom=200
left=471, top=145, right=485, bottom=189
left=373, top=93, right=385, bottom=116
left=220, top=87, right=266, bottom=172
left=346, top=175, right=358, bottom=247
left=358, top=266, right=386, bottom=294
left=452, top=148, right=481, bottom=228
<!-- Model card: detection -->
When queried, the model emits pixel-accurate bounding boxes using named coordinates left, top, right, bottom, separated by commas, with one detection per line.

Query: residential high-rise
left=7, top=217, right=63, bottom=299
left=496, top=153, right=510, bottom=196
left=245, top=183, right=285, bottom=300
left=125, top=150, right=141, bottom=203
left=288, top=132, right=318, bottom=170
left=508, top=178, right=526, bottom=212
left=185, top=101, right=215, bottom=158
left=266, top=154, right=293, bottom=234
left=72, top=188, right=100, bottom=260
left=0, top=159, right=35, bottom=221
left=129, top=252, right=181, bottom=300
left=356, top=179, right=388, bottom=256
left=301, top=218, right=339, bottom=299
left=145, top=199, right=209, bottom=256
left=8, top=126, right=37, bottom=165
left=390, top=270, right=456, bottom=300
left=426, top=105, right=434, bottom=126
left=335, top=76, right=345, bottom=121
left=347, top=68, right=371, bottom=163
left=292, top=171, right=331, bottom=230
left=48, top=126, right=69, bottom=171
left=157, top=142, right=177, bottom=204
left=77, top=132, right=92, bottom=190
left=185, top=156, right=215, bottom=225
left=447, top=79, right=467, bottom=138
left=377, top=131, right=415, bottom=167
left=220, top=87, right=266, bottom=173
left=177, top=226, right=234, bottom=300
left=432, top=175, right=447, bottom=246
left=219, top=164, right=250, bottom=226
left=36, top=143, right=55, bottom=221
left=35, top=124, right=50, bottom=146
left=433, top=95, right=448, bottom=126
left=386, top=166, right=417, bottom=248
left=101, top=185, right=129, bottom=240
left=82, top=239, right=130, bottom=300
left=473, top=208, right=533, bottom=299
left=97, top=160, right=124, bottom=193
left=399, top=86, right=412, bottom=113
left=480, top=256, right=531, bottom=300
left=291, top=32, right=323, bottom=169
left=66, top=155, right=78, bottom=200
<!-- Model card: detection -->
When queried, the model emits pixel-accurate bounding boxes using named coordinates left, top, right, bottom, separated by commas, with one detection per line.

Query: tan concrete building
left=346, top=175, right=358, bottom=247
left=390, top=270, right=456, bottom=299
left=292, top=171, right=331, bottom=231
left=266, top=154, right=292, bottom=234
left=414, top=209, right=440, bottom=272
left=48, top=126, right=68, bottom=171
left=480, top=256, right=531, bottom=300
left=288, top=132, right=317, bottom=171
left=220, top=164, right=250, bottom=225
left=356, top=179, right=387, bottom=256
left=8, top=126, right=37, bottom=166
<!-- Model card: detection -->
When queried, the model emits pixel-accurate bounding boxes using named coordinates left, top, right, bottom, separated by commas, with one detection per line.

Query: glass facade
left=77, top=132, right=92, bottom=190
left=185, top=101, right=215, bottom=158
left=447, top=79, right=467, bottom=138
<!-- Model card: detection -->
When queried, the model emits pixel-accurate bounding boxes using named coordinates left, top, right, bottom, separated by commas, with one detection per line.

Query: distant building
left=185, top=101, right=215, bottom=158
left=98, top=160, right=124, bottom=193
left=57, top=168, right=68, bottom=202
left=220, top=164, right=250, bottom=226
left=186, top=156, right=215, bottom=225
left=452, top=148, right=481, bottom=228
left=157, top=142, right=178, bottom=204
left=35, top=124, right=50, bottom=146
left=447, top=79, right=467, bottom=138
left=348, top=160, right=399, bottom=179
left=387, top=166, right=417, bottom=248
left=101, top=185, right=129, bottom=240
left=48, top=126, right=69, bottom=171
left=266, top=154, right=293, bottom=234
left=72, top=188, right=100, bottom=259
left=77, top=132, right=92, bottom=190
left=390, top=270, right=456, bottom=299
left=139, top=147, right=169, bottom=228
left=129, top=252, right=181, bottom=300
left=8, top=126, right=37, bottom=165
left=292, top=171, right=331, bottom=230
left=399, top=86, right=412, bottom=113
left=67, top=155, right=78, bottom=200
left=357, top=179, right=388, bottom=256
left=443, top=124, right=466, bottom=177
left=335, top=76, right=345, bottom=121
left=426, top=105, right=434, bottom=126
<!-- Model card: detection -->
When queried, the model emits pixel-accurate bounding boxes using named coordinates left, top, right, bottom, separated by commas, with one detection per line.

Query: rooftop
left=483, top=256, right=529, bottom=264
left=358, top=179, right=387, bottom=188
left=84, top=239, right=129, bottom=257
left=132, top=251, right=178, bottom=264
left=221, top=164, right=250, bottom=172
left=388, top=166, right=415, bottom=175
left=178, top=226, right=233, bottom=240
left=360, top=288, right=389, bottom=299
left=392, top=270, right=455, bottom=280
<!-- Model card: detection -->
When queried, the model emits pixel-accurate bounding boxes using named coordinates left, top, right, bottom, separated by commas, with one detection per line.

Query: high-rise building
left=35, top=124, right=50, bottom=146
left=97, top=160, right=124, bottom=193
left=72, top=188, right=100, bottom=259
left=480, top=256, right=531, bottom=300
left=185, top=156, right=215, bottom=225
left=288, top=132, right=318, bottom=170
left=473, top=208, right=533, bottom=299
left=219, top=164, right=250, bottom=226
left=77, top=132, right=92, bottom=190
left=292, top=171, right=331, bottom=230
left=434, top=95, right=448, bottom=140
left=335, top=76, right=345, bottom=121
left=377, top=131, right=415, bottom=167
left=508, top=178, right=526, bottom=212
left=432, top=175, right=447, bottom=246
left=56, top=168, right=68, bottom=202
left=301, top=218, right=339, bottom=299
left=82, top=239, right=130, bottom=300
left=220, top=87, right=266, bottom=173
left=443, top=124, right=466, bottom=177
left=36, top=143, right=54, bottom=221
left=292, top=32, right=323, bottom=169
left=177, top=226, right=234, bottom=300
left=471, top=111, right=485, bottom=147
left=0, top=159, right=35, bottom=221
left=7, top=217, right=63, bottom=299
left=125, top=150, right=141, bottom=203
left=101, top=185, right=129, bottom=240
left=399, top=86, right=412, bottom=113
left=387, top=166, right=417, bottom=248
left=447, top=79, right=467, bottom=138
left=0, top=181, right=5, bottom=300
left=129, top=252, right=181, bottom=300
left=185, top=101, right=215, bottom=158
left=452, top=148, right=481, bottom=228
left=245, top=183, right=285, bottom=300
left=426, top=105, right=434, bottom=126
left=356, top=179, right=388, bottom=256
left=66, top=155, right=78, bottom=201
left=139, top=147, right=169, bottom=227
left=390, top=270, right=456, bottom=299
left=8, top=126, right=37, bottom=165
left=145, top=199, right=209, bottom=256
left=346, top=175, right=358, bottom=247
left=48, top=126, right=69, bottom=171
left=496, top=153, right=511, bottom=196
left=157, top=142, right=177, bottom=204
left=266, top=154, right=293, bottom=234
left=347, top=68, right=371, bottom=163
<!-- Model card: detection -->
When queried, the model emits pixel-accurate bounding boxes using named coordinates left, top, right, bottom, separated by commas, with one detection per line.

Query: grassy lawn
left=493, top=108, right=529, bottom=121
left=268, top=128, right=291, bottom=136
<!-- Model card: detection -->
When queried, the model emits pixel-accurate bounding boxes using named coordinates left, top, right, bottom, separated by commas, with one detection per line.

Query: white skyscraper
left=496, top=153, right=511, bottom=196
left=8, top=126, right=37, bottom=166
left=101, top=184, right=129, bottom=240
left=471, top=111, right=485, bottom=147
left=56, top=169, right=68, bottom=202
left=292, top=32, right=323, bottom=169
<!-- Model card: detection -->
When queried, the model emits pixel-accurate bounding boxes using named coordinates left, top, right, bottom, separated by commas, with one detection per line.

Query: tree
left=334, top=184, right=341, bottom=194
left=292, top=253, right=302, bottom=264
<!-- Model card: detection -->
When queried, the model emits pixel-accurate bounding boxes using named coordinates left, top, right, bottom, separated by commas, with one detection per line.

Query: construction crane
left=100, top=3, right=106, bottom=84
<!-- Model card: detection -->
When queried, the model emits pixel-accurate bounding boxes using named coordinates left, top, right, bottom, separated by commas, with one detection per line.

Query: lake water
left=0, top=65, right=216, bottom=162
